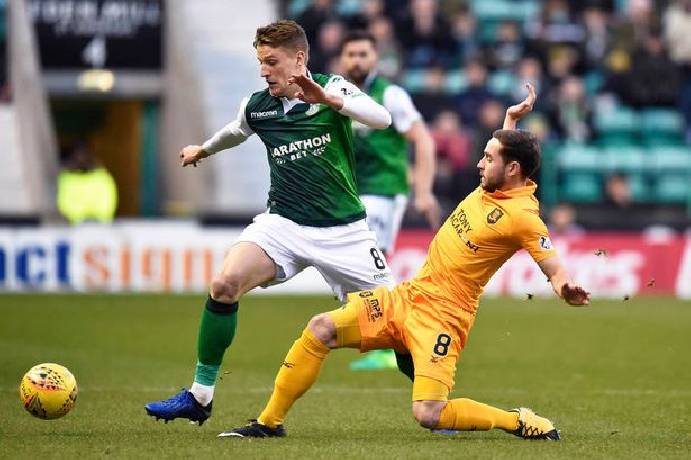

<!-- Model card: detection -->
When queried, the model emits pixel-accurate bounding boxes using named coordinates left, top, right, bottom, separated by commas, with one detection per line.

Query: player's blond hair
left=254, top=20, right=309, bottom=56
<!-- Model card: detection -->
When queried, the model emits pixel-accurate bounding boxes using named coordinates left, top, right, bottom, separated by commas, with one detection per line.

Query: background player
left=220, top=85, right=590, bottom=440
left=339, top=30, right=440, bottom=371
left=145, top=20, right=398, bottom=425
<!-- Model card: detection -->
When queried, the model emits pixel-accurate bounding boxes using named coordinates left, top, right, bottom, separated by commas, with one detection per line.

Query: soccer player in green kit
left=340, top=30, right=441, bottom=371
left=145, top=20, right=398, bottom=425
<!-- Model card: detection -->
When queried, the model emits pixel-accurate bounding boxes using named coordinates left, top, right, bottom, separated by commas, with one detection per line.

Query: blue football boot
left=145, top=389, right=212, bottom=426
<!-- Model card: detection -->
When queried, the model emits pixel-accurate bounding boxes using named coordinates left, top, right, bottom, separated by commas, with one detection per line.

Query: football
left=19, top=363, right=78, bottom=420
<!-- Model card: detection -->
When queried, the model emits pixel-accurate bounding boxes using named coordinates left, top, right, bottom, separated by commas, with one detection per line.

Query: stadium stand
left=280, top=0, right=691, bottom=230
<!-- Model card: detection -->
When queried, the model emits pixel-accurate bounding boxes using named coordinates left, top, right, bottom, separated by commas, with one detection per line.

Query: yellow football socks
left=258, top=328, right=330, bottom=428
left=436, top=398, right=519, bottom=431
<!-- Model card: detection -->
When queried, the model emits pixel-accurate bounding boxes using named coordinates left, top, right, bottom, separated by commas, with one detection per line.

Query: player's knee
left=307, top=313, right=337, bottom=348
left=412, top=400, right=446, bottom=429
left=209, top=274, right=242, bottom=303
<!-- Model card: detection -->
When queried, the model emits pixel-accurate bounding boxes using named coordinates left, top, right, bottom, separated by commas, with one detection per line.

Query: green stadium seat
left=653, top=175, right=689, bottom=203
left=290, top=0, right=362, bottom=16
left=287, top=0, right=310, bottom=17
left=558, top=144, right=600, bottom=171
left=444, top=70, right=467, bottom=93
left=601, top=146, right=646, bottom=172
left=562, top=173, right=602, bottom=202
left=488, top=71, right=515, bottom=95
left=401, top=69, right=427, bottom=94
left=640, top=109, right=685, bottom=147
left=471, top=0, right=539, bottom=22
left=651, top=146, right=691, bottom=172
left=0, top=1, right=5, bottom=40
left=627, top=174, right=650, bottom=202
left=594, top=107, right=640, bottom=147
left=336, top=0, right=363, bottom=15
left=476, top=21, right=501, bottom=43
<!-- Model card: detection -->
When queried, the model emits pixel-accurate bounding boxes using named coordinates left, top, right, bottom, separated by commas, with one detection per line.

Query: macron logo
left=250, top=110, right=278, bottom=119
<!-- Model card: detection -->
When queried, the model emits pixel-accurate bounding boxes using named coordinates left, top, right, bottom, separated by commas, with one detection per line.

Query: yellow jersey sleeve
left=512, top=210, right=557, bottom=263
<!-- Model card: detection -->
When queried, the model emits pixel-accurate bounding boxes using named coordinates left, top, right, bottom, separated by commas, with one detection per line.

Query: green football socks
left=194, top=296, right=239, bottom=386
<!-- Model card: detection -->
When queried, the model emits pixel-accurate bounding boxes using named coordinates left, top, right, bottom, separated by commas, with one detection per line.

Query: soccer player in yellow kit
left=220, top=84, right=590, bottom=440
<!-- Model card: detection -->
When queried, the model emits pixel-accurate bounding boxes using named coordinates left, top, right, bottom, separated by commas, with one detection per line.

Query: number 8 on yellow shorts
left=329, top=284, right=476, bottom=396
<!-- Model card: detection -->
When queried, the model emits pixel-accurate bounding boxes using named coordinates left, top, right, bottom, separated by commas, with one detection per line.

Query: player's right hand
left=561, top=283, right=591, bottom=306
left=179, top=145, right=206, bottom=167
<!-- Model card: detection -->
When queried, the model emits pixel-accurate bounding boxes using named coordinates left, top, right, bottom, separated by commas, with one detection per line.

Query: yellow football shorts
left=328, top=284, right=476, bottom=400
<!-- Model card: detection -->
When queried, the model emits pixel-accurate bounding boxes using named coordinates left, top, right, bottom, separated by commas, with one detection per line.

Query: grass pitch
left=1, top=293, right=690, bottom=459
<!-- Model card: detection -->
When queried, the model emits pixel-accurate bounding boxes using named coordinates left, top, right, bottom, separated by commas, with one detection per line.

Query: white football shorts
left=360, top=194, right=408, bottom=255
left=236, top=211, right=394, bottom=302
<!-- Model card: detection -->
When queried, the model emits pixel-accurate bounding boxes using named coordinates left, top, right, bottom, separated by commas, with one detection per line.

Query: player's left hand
left=505, top=83, right=537, bottom=122
left=414, top=193, right=442, bottom=231
left=289, top=74, right=328, bottom=105
left=561, top=283, right=591, bottom=306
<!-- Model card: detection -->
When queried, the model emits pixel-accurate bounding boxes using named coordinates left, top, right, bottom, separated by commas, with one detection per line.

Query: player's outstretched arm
left=180, top=98, right=254, bottom=167
left=537, top=255, right=591, bottom=306
left=290, top=74, right=391, bottom=129
left=503, top=83, right=537, bottom=130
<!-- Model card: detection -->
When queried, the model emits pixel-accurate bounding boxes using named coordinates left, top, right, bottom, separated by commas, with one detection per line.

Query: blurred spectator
left=549, top=76, right=592, bottom=142
left=548, top=203, right=585, bottom=237
left=663, top=0, right=691, bottom=137
left=603, top=46, right=632, bottom=98
left=604, top=173, right=633, bottom=209
left=543, top=0, right=572, bottom=25
left=451, top=8, right=479, bottom=64
left=431, top=110, right=472, bottom=173
left=395, top=0, right=455, bottom=68
left=348, top=0, right=384, bottom=30
left=626, top=33, right=680, bottom=107
left=411, top=65, right=456, bottom=120
left=367, top=16, right=401, bottom=79
left=529, top=0, right=584, bottom=44
left=581, top=5, right=610, bottom=67
left=296, top=0, right=335, bottom=45
left=57, top=144, right=118, bottom=225
left=456, top=59, right=494, bottom=126
left=523, top=112, right=551, bottom=143
left=309, top=19, right=344, bottom=73
left=512, top=57, right=548, bottom=111
left=438, top=0, right=467, bottom=18
left=471, top=99, right=504, bottom=163
left=623, top=0, right=657, bottom=45
left=664, top=0, right=691, bottom=64
left=546, top=45, right=580, bottom=90
left=483, top=21, right=524, bottom=71
left=430, top=110, right=474, bottom=211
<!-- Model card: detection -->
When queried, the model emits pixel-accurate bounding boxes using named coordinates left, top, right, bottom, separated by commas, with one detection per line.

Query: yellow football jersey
left=409, top=180, right=556, bottom=312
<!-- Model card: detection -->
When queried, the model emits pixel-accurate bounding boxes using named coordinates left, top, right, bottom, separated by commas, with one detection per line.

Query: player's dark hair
left=339, top=30, right=377, bottom=54
left=254, top=20, right=309, bottom=56
left=492, top=129, right=541, bottom=178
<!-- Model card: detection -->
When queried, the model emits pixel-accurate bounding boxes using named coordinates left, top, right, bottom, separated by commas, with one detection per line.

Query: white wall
left=172, top=0, right=275, bottom=214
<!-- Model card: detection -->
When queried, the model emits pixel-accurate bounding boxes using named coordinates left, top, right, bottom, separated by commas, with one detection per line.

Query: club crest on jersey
left=305, top=103, right=321, bottom=116
left=486, top=208, right=504, bottom=224
left=539, top=236, right=553, bottom=250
